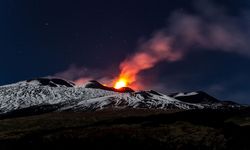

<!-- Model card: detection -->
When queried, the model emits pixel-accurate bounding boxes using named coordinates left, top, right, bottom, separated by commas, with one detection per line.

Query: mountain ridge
left=0, top=78, right=242, bottom=117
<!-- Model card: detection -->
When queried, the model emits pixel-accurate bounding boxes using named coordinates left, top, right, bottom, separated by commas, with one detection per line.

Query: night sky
left=1, top=0, right=250, bottom=103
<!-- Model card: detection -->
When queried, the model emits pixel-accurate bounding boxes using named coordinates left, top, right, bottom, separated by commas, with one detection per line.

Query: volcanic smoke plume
left=117, top=33, right=183, bottom=87
left=54, top=65, right=113, bottom=86
left=56, top=1, right=250, bottom=90
left=116, top=1, right=250, bottom=89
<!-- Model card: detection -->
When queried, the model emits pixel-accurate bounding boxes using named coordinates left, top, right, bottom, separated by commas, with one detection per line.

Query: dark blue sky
left=1, top=0, right=250, bottom=103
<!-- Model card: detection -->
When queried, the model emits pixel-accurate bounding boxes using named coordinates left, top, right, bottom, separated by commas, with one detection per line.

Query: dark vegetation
left=0, top=108, right=250, bottom=150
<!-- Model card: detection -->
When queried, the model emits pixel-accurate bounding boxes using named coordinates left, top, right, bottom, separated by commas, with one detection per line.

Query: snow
left=174, top=92, right=198, bottom=97
left=0, top=79, right=238, bottom=114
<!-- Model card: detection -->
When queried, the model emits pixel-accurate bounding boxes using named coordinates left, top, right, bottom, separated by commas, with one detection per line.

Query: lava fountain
left=114, top=78, right=128, bottom=89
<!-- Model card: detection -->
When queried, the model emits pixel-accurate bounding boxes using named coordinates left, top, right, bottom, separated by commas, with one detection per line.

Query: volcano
left=0, top=78, right=241, bottom=118
left=0, top=78, right=249, bottom=150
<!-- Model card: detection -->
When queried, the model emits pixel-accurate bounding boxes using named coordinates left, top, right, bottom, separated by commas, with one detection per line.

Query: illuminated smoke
left=54, top=65, right=113, bottom=86
left=118, top=32, right=182, bottom=86
left=117, top=1, right=250, bottom=89
left=55, top=1, right=250, bottom=90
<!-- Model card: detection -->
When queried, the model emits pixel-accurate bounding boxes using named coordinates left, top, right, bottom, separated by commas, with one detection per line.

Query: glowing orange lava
left=114, top=78, right=128, bottom=89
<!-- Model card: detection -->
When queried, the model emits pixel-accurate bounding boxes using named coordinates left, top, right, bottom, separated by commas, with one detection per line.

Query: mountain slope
left=169, top=91, right=219, bottom=103
left=0, top=78, right=204, bottom=115
left=170, top=91, right=241, bottom=108
left=0, top=78, right=241, bottom=116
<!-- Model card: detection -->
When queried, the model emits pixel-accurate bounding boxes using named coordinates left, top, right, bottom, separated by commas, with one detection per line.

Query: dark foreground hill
left=0, top=108, right=250, bottom=150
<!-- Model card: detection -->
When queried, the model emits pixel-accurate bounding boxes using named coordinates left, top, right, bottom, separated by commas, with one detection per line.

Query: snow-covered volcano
left=0, top=78, right=241, bottom=115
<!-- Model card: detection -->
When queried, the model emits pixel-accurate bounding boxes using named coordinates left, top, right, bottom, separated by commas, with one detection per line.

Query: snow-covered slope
left=169, top=91, right=241, bottom=108
left=0, top=78, right=204, bottom=114
left=0, top=78, right=241, bottom=115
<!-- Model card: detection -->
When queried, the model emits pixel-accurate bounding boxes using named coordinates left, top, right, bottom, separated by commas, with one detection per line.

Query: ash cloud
left=118, top=0, right=250, bottom=88
left=54, top=1, right=250, bottom=90
left=54, top=65, right=113, bottom=86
